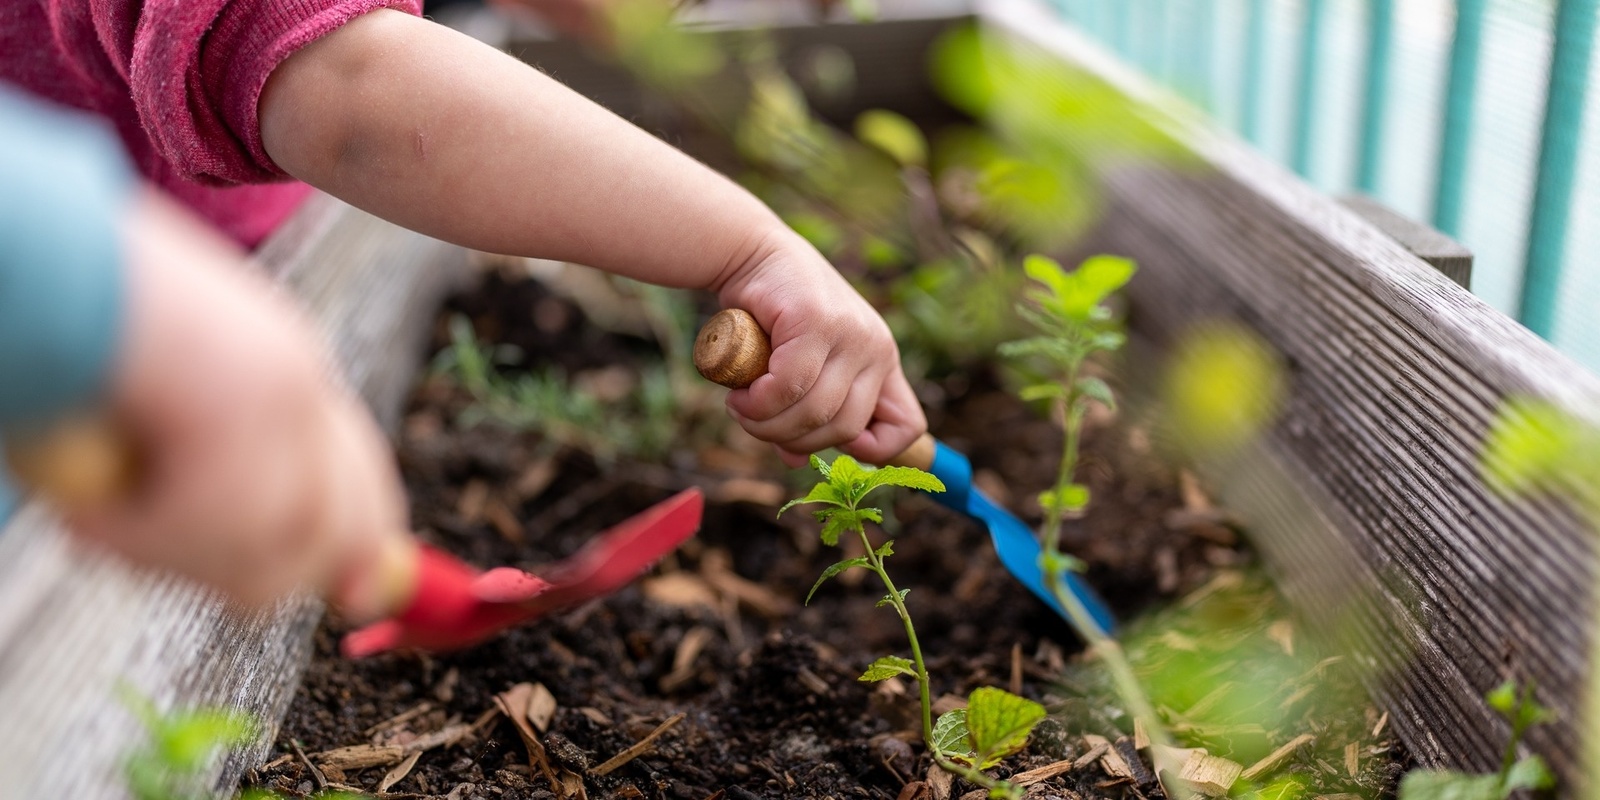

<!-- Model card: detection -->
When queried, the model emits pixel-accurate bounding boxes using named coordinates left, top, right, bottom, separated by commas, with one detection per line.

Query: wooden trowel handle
left=693, top=308, right=936, bottom=471
left=4, top=413, right=420, bottom=622
left=4, top=414, right=139, bottom=512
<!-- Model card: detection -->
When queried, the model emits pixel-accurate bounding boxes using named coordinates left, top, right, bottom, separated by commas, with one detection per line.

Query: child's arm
left=258, top=9, right=925, bottom=465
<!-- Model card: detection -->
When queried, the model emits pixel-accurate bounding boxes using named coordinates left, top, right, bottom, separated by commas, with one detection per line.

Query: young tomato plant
left=783, top=455, right=1045, bottom=799
left=1000, top=254, right=1183, bottom=780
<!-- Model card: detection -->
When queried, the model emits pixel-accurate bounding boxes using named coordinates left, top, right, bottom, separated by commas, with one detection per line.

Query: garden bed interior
left=248, top=11, right=1409, bottom=800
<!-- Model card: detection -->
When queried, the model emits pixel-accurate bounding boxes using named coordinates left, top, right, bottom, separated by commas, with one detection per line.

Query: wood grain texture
left=977, top=0, right=1600, bottom=784
left=0, top=193, right=466, bottom=797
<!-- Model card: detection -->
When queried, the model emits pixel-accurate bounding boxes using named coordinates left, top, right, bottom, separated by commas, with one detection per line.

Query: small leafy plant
left=1001, top=254, right=1185, bottom=782
left=783, top=455, right=1045, bottom=799
left=436, top=315, right=680, bottom=463
left=1397, top=680, right=1556, bottom=800
left=122, top=687, right=364, bottom=800
left=122, top=687, right=259, bottom=800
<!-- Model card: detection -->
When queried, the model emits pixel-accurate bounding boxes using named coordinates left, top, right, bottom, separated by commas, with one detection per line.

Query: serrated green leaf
left=807, top=557, right=870, bottom=604
left=855, top=109, right=927, bottom=168
left=965, top=687, right=1046, bottom=768
left=862, top=465, right=946, bottom=495
left=1075, top=376, right=1117, bottom=410
left=877, top=588, right=910, bottom=607
left=859, top=655, right=917, bottom=682
left=875, top=540, right=895, bottom=558
left=1503, top=755, right=1556, bottom=792
left=1396, top=769, right=1502, bottom=800
left=819, top=513, right=854, bottom=547
left=778, top=482, right=845, bottom=517
left=829, top=455, right=868, bottom=496
left=810, top=453, right=832, bottom=478
left=932, top=708, right=974, bottom=761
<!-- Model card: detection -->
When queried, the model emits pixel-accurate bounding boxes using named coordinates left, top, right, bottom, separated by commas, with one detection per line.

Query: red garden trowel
left=6, top=422, right=703, bottom=657
left=343, top=487, right=704, bottom=657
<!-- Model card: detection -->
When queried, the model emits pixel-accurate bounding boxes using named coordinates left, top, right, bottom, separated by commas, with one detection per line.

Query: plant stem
left=933, top=753, right=1017, bottom=799
left=1038, top=351, right=1190, bottom=796
left=860, top=527, right=934, bottom=743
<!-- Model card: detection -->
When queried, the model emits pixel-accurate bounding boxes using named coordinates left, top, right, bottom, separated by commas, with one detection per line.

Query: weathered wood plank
left=978, top=0, right=1600, bottom=785
left=0, top=193, right=466, bottom=797
left=1338, top=195, right=1474, bottom=290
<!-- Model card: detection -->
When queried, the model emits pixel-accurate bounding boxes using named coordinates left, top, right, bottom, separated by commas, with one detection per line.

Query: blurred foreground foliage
left=1057, top=571, right=1403, bottom=799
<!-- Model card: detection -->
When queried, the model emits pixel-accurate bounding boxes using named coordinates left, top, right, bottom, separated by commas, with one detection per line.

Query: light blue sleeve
left=0, top=85, right=134, bottom=520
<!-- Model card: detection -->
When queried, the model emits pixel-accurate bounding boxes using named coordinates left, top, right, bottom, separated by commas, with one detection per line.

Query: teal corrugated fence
left=1049, top=0, right=1600, bottom=373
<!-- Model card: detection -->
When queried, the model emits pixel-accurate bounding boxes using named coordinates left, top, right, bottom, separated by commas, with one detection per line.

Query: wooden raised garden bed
left=3, top=2, right=1597, bottom=797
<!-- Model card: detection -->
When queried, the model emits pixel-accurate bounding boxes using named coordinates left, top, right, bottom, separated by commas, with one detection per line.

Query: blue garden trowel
left=694, top=309, right=1116, bottom=637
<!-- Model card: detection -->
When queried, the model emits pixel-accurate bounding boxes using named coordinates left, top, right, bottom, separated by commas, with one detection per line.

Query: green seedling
left=122, top=687, right=364, bottom=800
left=1480, top=399, right=1598, bottom=796
left=436, top=315, right=679, bottom=464
left=1002, top=254, right=1190, bottom=790
left=1397, top=681, right=1556, bottom=800
left=122, top=687, right=258, bottom=800
left=783, top=455, right=1044, bottom=799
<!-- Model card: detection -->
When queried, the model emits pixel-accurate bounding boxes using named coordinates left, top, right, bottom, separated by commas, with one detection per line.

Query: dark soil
left=247, top=272, right=1401, bottom=800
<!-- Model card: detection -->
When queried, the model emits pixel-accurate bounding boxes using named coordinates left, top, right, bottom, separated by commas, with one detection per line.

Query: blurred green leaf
left=856, top=109, right=928, bottom=168
left=1075, top=376, right=1117, bottom=410
left=1485, top=681, right=1518, bottom=717
left=158, top=712, right=255, bottom=772
left=785, top=212, right=843, bottom=254
left=608, top=0, right=724, bottom=88
left=1163, top=322, right=1284, bottom=455
left=1398, top=770, right=1504, bottom=800
left=1503, top=756, right=1556, bottom=792
left=1019, top=382, right=1069, bottom=402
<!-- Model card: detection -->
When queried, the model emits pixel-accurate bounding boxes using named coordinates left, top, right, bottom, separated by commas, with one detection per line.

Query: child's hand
left=64, top=191, right=411, bottom=622
left=715, top=231, right=927, bottom=468
left=258, top=11, right=927, bottom=468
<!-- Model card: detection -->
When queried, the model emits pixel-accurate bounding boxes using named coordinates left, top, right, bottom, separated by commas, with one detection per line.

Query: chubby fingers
left=730, top=357, right=888, bottom=457
left=836, top=369, right=927, bottom=465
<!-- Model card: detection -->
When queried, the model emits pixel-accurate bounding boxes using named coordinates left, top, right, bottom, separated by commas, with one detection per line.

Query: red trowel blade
left=341, top=487, right=704, bottom=657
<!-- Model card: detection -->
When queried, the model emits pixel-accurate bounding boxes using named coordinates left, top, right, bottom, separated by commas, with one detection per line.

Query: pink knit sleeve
left=121, top=0, right=423, bottom=185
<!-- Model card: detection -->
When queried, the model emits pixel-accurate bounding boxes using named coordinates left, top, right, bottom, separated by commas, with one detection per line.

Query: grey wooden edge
left=1337, top=195, right=1474, bottom=291
left=974, top=0, right=1600, bottom=787
left=0, top=193, right=466, bottom=799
